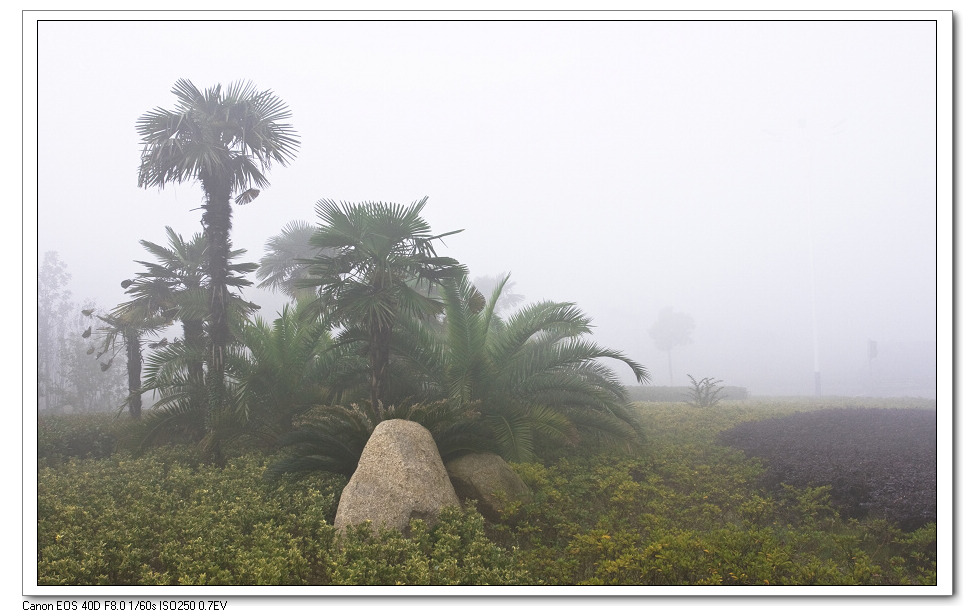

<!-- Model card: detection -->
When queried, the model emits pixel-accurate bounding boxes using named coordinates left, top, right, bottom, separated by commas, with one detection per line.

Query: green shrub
left=37, top=449, right=533, bottom=586
left=37, top=413, right=126, bottom=464
left=325, top=506, right=534, bottom=585
left=36, top=399, right=937, bottom=586
left=37, top=450, right=342, bottom=585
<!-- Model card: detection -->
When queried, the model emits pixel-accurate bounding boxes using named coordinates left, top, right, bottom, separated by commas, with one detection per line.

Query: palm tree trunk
left=202, top=179, right=233, bottom=458
left=124, top=329, right=143, bottom=419
left=368, top=323, right=391, bottom=426
left=183, top=318, right=206, bottom=385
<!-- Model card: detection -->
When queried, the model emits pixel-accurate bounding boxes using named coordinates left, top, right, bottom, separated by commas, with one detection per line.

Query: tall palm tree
left=301, top=197, right=465, bottom=423
left=136, top=79, right=299, bottom=435
left=392, top=274, right=650, bottom=462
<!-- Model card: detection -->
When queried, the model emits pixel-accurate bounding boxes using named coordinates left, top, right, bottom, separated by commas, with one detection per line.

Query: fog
left=29, top=16, right=945, bottom=398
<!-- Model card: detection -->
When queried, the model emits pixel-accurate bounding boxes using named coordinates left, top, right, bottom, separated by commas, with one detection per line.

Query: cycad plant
left=393, top=274, right=650, bottom=462
left=236, top=298, right=347, bottom=435
left=265, top=399, right=485, bottom=481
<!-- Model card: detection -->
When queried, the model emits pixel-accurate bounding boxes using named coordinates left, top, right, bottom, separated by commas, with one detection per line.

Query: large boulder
left=333, top=419, right=460, bottom=535
left=445, top=452, right=532, bottom=522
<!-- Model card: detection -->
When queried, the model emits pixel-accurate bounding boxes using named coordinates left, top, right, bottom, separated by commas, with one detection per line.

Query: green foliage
left=257, top=220, right=331, bottom=300
left=685, top=374, right=726, bottom=408
left=301, top=196, right=466, bottom=420
left=37, top=447, right=529, bottom=586
left=391, top=274, right=649, bottom=462
left=326, top=507, right=533, bottom=585
left=38, top=450, right=341, bottom=585
left=37, top=399, right=936, bottom=586
left=37, top=413, right=124, bottom=464
left=482, top=401, right=937, bottom=585
left=236, top=300, right=338, bottom=433
left=266, top=399, right=484, bottom=480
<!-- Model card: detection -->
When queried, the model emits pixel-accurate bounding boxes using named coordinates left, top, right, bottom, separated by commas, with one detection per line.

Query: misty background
left=32, top=18, right=939, bottom=399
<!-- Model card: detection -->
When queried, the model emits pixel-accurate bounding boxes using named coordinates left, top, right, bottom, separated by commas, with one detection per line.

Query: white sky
left=27, top=12, right=948, bottom=396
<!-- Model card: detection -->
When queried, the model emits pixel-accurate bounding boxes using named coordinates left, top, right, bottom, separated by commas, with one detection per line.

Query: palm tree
left=123, top=227, right=208, bottom=387
left=119, top=229, right=260, bottom=463
left=82, top=307, right=169, bottom=419
left=124, top=226, right=258, bottom=388
left=136, top=79, right=299, bottom=434
left=301, top=197, right=465, bottom=423
left=269, top=273, right=650, bottom=477
left=392, top=274, right=650, bottom=462
left=257, top=220, right=336, bottom=300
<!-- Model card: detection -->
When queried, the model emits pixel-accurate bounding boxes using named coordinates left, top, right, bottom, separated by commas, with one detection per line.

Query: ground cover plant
left=36, top=397, right=937, bottom=586
left=716, top=406, right=936, bottom=531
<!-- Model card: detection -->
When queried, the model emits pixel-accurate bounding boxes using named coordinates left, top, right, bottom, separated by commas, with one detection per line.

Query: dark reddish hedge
left=716, top=407, right=937, bottom=530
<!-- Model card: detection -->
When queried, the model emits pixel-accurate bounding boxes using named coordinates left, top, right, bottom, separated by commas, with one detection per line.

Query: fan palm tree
left=122, top=227, right=208, bottom=386
left=392, top=274, right=650, bottom=462
left=300, top=197, right=465, bottom=423
left=118, top=229, right=260, bottom=463
left=82, top=307, right=169, bottom=419
left=123, top=226, right=258, bottom=387
left=257, top=220, right=336, bottom=300
left=136, top=79, right=299, bottom=434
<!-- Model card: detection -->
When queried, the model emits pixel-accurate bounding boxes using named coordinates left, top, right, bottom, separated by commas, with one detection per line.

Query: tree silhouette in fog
left=648, top=306, right=695, bottom=386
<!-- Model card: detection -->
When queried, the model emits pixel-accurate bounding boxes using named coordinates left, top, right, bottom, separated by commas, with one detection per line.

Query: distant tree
left=257, top=220, right=336, bottom=300
left=82, top=307, right=169, bottom=419
left=57, top=302, right=128, bottom=414
left=648, top=306, right=695, bottom=386
left=137, top=79, right=299, bottom=454
left=472, top=273, right=524, bottom=316
left=37, top=251, right=73, bottom=411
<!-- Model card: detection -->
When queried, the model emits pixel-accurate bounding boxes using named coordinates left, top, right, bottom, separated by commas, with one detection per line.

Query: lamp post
left=767, top=117, right=844, bottom=397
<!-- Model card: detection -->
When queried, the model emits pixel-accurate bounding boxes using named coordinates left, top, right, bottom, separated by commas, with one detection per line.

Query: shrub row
left=626, top=385, right=748, bottom=403
left=37, top=413, right=123, bottom=463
